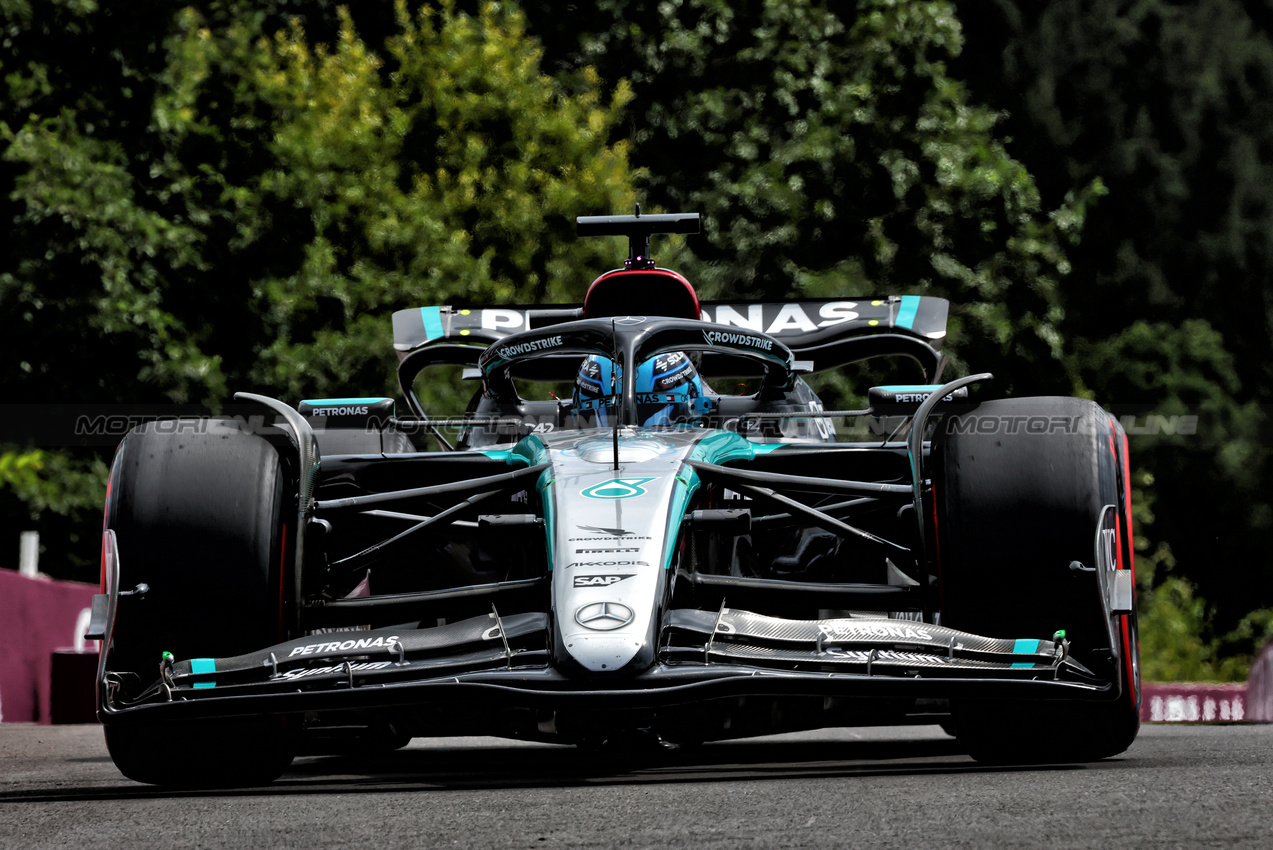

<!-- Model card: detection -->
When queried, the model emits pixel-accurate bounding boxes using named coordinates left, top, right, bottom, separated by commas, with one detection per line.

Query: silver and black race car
left=89, top=212, right=1140, bottom=787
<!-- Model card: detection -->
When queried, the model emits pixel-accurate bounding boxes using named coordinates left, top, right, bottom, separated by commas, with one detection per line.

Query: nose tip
left=560, top=633, right=647, bottom=673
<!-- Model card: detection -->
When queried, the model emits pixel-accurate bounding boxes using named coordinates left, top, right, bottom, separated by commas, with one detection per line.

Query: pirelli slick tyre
left=935, top=397, right=1140, bottom=764
left=102, top=420, right=295, bottom=787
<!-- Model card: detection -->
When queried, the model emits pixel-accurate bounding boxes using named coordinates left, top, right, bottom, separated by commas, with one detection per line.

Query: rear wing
left=393, top=296, right=948, bottom=375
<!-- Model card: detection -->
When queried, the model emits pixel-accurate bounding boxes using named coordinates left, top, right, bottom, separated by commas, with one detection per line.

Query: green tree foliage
left=954, top=0, right=1273, bottom=665
left=3, top=0, right=635, bottom=407
left=955, top=0, right=1273, bottom=367
left=1, top=0, right=224, bottom=405
left=0, top=0, right=636, bottom=576
left=522, top=0, right=1097, bottom=395
left=1132, top=469, right=1263, bottom=682
left=157, top=1, right=636, bottom=400
left=0, top=448, right=108, bottom=573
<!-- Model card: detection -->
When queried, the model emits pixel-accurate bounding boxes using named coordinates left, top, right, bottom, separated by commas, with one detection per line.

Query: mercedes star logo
left=613, top=315, right=647, bottom=325
left=575, top=601, right=635, bottom=631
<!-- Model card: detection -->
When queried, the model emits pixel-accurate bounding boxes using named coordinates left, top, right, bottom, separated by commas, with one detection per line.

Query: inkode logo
left=566, top=560, right=649, bottom=568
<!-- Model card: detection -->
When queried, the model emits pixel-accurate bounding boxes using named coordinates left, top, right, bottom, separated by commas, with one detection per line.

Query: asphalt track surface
left=2, top=723, right=1271, bottom=849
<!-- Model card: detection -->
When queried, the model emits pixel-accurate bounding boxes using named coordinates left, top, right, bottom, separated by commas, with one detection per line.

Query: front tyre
left=102, top=421, right=295, bottom=787
left=935, top=397, right=1140, bottom=764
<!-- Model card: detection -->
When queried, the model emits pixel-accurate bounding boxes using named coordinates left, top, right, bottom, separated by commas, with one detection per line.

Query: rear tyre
left=936, top=397, right=1140, bottom=764
left=102, top=421, right=295, bottom=787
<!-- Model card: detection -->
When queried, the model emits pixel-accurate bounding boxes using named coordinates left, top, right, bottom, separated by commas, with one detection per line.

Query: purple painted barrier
left=1141, top=682, right=1247, bottom=723
left=0, top=569, right=97, bottom=724
left=1248, top=640, right=1273, bottom=723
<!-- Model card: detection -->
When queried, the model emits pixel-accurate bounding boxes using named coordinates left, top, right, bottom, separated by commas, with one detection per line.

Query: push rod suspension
left=313, top=463, right=548, bottom=515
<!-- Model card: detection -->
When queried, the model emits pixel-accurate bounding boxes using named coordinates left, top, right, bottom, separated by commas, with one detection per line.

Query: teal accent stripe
left=477, top=448, right=530, bottom=469
left=420, top=306, right=444, bottom=341
left=896, top=295, right=920, bottom=329
left=669, top=431, right=782, bottom=569
left=664, top=469, right=700, bottom=569
left=302, top=397, right=392, bottom=405
left=1010, top=638, right=1040, bottom=668
left=541, top=483, right=556, bottom=570
left=875, top=385, right=943, bottom=392
left=510, top=435, right=555, bottom=569
left=191, top=657, right=217, bottom=689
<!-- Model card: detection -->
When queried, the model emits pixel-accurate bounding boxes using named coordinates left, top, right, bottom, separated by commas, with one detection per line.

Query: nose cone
left=538, top=428, right=704, bottom=678
left=562, top=601, right=650, bottom=673
left=561, top=632, right=647, bottom=673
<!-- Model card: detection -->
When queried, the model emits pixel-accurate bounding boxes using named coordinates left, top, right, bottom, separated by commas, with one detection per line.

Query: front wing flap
left=664, top=609, right=1093, bottom=678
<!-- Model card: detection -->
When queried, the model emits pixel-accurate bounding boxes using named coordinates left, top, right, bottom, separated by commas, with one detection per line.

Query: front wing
left=100, top=608, right=1117, bottom=723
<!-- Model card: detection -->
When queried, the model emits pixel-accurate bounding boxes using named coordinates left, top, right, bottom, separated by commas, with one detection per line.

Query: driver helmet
left=574, top=352, right=708, bottom=427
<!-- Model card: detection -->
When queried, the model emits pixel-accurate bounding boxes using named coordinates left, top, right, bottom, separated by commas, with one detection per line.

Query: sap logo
left=573, top=574, right=636, bottom=588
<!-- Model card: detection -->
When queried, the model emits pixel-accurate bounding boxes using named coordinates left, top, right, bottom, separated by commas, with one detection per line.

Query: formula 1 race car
left=89, top=212, right=1140, bottom=787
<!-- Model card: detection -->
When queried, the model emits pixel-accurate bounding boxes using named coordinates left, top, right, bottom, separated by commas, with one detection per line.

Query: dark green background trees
left=2, top=0, right=1269, bottom=677
left=951, top=0, right=1273, bottom=674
